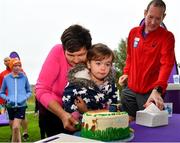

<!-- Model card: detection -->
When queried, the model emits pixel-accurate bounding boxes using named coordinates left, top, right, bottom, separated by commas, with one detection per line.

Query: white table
left=166, top=83, right=180, bottom=90
left=34, top=133, right=103, bottom=143
left=165, top=83, right=180, bottom=113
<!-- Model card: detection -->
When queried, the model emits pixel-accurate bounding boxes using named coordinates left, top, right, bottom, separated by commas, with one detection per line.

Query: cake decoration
left=80, top=109, right=130, bottom=141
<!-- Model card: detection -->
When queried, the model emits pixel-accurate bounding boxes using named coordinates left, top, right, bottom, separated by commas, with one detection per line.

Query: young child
left=0, top=59, right=32, bottom=142
left=62, top=43, right=118, bottom=121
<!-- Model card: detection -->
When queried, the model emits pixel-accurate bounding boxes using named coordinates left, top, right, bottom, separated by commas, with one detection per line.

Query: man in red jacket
left=119, top=0, right=175, bottom=121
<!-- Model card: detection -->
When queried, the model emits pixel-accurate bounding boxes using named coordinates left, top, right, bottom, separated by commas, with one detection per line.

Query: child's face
left=88, top=56, right=112, bottom=83
left=12, top=64, right=21, bottom=74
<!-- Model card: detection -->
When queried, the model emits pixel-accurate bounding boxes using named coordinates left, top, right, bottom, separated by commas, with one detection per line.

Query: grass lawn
left=0, top=96, right=41, bottom=142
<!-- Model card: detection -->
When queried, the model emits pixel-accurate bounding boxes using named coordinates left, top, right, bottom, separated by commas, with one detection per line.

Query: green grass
left=0, top=95, right=41, bottom=142
left=26, top=102, right=35, bottom=112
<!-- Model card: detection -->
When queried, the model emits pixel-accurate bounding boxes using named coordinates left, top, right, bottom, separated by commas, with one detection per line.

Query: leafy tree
left=113, top=38, right=127, bottom=92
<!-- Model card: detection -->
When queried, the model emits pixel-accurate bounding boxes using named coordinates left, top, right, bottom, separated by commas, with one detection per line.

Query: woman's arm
left=48, top=100, right=78, bottom=131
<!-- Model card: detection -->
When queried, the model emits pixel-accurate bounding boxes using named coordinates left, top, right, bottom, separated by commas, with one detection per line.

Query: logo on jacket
left=133, top=37, right=140, bottom=48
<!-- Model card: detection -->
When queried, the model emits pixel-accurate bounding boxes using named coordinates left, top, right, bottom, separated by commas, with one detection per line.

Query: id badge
left=133, top=37, right=140, bottom=48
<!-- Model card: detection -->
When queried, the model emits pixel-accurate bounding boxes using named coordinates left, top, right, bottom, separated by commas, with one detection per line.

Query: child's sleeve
left=105, top=82, right=118, bottom=105
left=0, top=78, right=8, bottom=101
left=62, top=83, right=78, bottom=113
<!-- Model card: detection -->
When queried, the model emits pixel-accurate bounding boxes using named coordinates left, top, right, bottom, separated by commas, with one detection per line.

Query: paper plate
left=74, top=132, right=134, bottom=142
left=112, top=132, right=134, bottom=142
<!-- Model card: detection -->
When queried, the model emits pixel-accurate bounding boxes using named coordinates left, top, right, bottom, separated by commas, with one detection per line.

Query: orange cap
left=9, top=58, right=21, bottom=70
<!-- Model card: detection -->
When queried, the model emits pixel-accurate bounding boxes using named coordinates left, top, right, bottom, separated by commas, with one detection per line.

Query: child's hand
left=71, top=111, right=80, bottom=121
left=118, top=74, right=128, bottom=86
left=75, top=96, right=88, bottom=113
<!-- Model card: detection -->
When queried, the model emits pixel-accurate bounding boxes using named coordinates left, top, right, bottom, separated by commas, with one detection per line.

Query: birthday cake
left=80, top=110, right=130, bottom=141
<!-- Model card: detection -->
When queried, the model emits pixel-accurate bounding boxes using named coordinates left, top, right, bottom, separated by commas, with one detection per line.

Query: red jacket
left=0, top=68, right=11, bottom=104
left=124, top=25, right=175, bottom=94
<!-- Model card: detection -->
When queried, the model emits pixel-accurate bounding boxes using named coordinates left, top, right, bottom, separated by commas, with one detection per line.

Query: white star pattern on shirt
left=62, top=95, right=71, bottom=102
left=83, top=97, right=90, bottom=103
left=73, top=89, right=78, bottom=94
left=78, top=88, right=87, bottom=94
left=71, top=104, right=78, bottom=110
left=94, top=95, right=100, bottom=102
left=98, top=93, right=105, bottom=99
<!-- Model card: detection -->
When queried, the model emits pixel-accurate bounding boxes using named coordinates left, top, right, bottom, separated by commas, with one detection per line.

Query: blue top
left=0, top=72, right=32, bottom=108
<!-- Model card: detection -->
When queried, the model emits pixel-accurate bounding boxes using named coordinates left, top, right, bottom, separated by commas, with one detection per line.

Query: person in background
left=63, top=43, right=118, bottom=122
left=0, top=57, right=11, bottom=115
left=119, top=0, right=175, bottom=121
left=35, top=24, right=92, bottom=138
left=0, top=59, right=32, bottom=142
left=0, top=57, right=11, bottom=105
left=0, top=57, right=30, bottom=141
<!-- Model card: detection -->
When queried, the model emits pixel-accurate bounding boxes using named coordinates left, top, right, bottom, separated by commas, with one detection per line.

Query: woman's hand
left=60, top=111, right=79, bottom=131
left=48, top=100, right=79, bottom=131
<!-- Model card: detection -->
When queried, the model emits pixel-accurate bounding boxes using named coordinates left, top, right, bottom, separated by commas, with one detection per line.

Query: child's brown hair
left=87, top=43, right=114, bottom=62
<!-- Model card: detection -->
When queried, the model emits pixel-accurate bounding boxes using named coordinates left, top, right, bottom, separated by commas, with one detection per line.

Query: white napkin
left=136, top=102, right=168, bottom=127
left=144, top=103, right=160, bottom=113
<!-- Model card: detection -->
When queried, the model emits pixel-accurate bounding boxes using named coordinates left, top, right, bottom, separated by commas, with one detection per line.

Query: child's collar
left=12, top=73, right=19, bottom=78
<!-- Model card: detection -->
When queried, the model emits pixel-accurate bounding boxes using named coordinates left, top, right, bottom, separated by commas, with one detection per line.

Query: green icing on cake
left=81, top=127, right=130, bottom=141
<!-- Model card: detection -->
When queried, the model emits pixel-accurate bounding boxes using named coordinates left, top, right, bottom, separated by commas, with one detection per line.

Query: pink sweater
left=35, top=44, right=71, bottom=108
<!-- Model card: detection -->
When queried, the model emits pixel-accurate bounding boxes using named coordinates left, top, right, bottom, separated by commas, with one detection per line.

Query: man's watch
left=154, top=86, right=163, bottom=94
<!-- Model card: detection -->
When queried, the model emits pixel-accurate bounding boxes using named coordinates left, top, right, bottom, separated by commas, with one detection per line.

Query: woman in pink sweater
left=35, top=24, right=92, bottom=138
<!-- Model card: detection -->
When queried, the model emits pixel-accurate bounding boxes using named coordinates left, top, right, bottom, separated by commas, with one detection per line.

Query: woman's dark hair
left=147, top=0, right=166, bottom=13
left=61, top=24, right=92, bottom=53
left=87, top=43, right=114, bottom=62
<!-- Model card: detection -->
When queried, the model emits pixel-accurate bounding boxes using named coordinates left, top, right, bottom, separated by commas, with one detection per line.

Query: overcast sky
left=0, top=0, right=179, bottom=84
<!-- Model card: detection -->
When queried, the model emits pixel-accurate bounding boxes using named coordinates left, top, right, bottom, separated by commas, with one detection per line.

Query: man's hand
left=118, top=74, right=128, bottom=86
left=75, top=96, right=88, bottom=113
left=144, top=89, right=164, bottom=110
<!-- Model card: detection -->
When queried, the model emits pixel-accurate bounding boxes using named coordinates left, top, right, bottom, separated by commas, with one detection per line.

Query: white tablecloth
left=167, top=83, right=180, bottom=90
left=34, top=133, right=103, bottom=143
